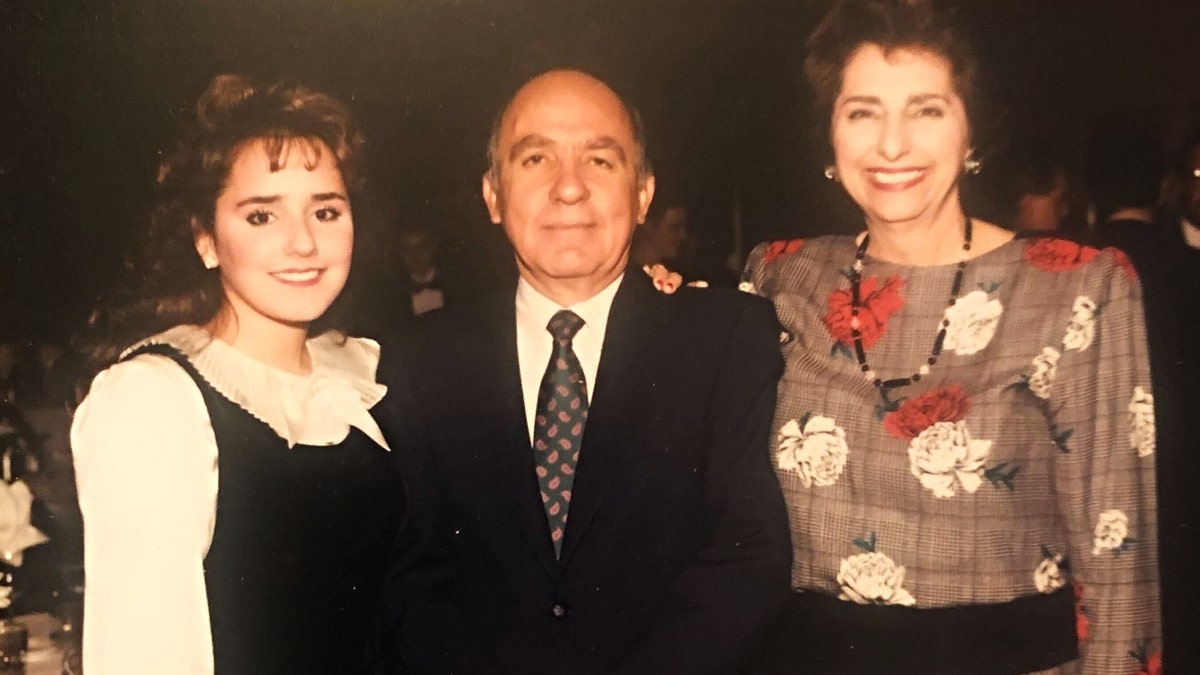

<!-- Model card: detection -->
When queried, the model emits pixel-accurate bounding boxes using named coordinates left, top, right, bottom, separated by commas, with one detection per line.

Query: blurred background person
left=1001, top=141, right=1075, bottom=234
left=71, top=74, right=405, bottom=674
left=1085, top=125, right=1166, bottom=240
left=0, top=340, right=27, bottom=405
left=632, top=203, right=692, bottom=270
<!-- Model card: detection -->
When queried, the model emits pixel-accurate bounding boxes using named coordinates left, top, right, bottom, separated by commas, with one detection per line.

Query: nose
left=284, top=215, right=318, bottom=257
left=876, top=113, right=910, bottom=162
left=549, top=159, right=590, bottom=204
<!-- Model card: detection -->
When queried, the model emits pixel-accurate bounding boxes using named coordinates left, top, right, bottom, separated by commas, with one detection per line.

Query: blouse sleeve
left=1049, top=252, right=1161, bottom=673
left=71, top=354, right=219, bottom=674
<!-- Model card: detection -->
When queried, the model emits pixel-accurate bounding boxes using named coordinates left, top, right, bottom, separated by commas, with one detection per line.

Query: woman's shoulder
left=83, top=339, right=198, bottom=407
left=1015, top=234, right=1139, bottom=290
left=743, top=235, right=855, bottom=292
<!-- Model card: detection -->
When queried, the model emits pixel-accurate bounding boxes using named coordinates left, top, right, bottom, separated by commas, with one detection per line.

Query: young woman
left=71, top=75, right=405, bottom=673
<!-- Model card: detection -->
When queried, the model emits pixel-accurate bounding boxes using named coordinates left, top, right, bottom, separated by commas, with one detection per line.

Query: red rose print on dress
left=823, top=275, right=905, bottom=349
left=1074, top=580, right=1089, bottom=643
left=1023, top=238, right=1100, bottom=272
left=1104, top=247, right=1139, bottom=281
left=1128, top=639, right=1161, bottom=675
left=883, top=385, right=971, bottom=439
left=761, top=238, right=805, bottom=264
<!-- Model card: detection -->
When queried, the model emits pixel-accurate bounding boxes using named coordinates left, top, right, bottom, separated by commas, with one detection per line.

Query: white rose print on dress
left=1026, top=347, right=1061, bottom=400
left=1034, top=546, right=1069, bottom=593
left=942, top=290, right=1003, bottom=355
left=776, top=414, right=849, bottom=488
left=1128, top=386, right=1155, bottom=457
left=907, top=420, right=993, bottom=498
left=1062, top=296, right=1097, bottom=351
left=1092, top=509, right=1135, bottom=555
left=838, top=532, right=916, bottom=606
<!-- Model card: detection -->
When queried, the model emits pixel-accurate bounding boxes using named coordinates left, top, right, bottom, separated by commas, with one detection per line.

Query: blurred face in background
left=830, top=44, right=972, bottom=229
left=654, top=206, right=689, bottom=261
left=1017, top=171, right=1069, bottom=232
left=195, top=139, right=354, bottom=335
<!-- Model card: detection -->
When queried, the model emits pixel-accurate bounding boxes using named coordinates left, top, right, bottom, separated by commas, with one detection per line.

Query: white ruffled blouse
left=71, top=325, right=390, bottom=674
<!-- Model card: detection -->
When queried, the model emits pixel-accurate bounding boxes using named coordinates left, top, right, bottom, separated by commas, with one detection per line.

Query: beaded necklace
left=849, top=217, right=973, bottom=389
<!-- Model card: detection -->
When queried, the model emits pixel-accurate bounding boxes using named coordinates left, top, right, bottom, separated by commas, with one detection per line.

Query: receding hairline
left=486, top=69, right=649, bottom=180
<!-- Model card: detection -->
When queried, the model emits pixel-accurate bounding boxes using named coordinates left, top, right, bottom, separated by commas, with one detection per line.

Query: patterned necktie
left=533, top=309, right=589, bottom=558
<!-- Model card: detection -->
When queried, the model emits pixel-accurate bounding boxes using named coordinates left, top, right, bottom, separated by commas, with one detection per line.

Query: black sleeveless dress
left=129, top=345, right=406, bottom=674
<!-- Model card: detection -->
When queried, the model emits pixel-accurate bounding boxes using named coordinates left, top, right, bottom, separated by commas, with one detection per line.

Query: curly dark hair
left=82, top=74, right=365, bottom=375
left=805, top=0, right=990, bottom=148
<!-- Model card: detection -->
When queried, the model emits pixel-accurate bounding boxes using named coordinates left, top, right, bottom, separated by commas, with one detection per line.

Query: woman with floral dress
left=741, top=1, right=1159, bottom=673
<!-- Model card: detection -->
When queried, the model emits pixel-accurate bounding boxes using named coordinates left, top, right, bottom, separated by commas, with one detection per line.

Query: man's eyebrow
left=586, top=136, right=628, bottom=164
left=508, top=135, right=555, bottom=162
left=909, top=93, right=950, bottom=105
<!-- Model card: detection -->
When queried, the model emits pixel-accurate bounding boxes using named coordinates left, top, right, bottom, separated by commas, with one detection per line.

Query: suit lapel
left=558, top=272, right=662, bottom=566
left=476, top=292, right=562, bottom=577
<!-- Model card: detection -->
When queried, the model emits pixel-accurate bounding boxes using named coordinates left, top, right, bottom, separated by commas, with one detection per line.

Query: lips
left=866, top=168, right=927, bottom=191
left=271, top=268, right=323, bottom=285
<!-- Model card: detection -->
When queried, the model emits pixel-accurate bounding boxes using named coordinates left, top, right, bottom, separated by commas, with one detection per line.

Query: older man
left=382, top=69, right=790, bottom=674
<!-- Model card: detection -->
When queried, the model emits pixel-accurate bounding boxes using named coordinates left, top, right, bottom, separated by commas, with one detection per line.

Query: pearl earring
left=823, top=165, right=839, bottom=181
left=963, top=157, right=982, bottom=175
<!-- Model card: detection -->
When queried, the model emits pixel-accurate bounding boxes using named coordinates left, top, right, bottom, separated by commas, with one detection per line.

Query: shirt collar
left=515, top=274, right=624, bottom=332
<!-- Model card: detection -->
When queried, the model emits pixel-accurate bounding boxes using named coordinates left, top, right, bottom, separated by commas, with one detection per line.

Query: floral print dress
left=743, top=236, right=1160, bottom=674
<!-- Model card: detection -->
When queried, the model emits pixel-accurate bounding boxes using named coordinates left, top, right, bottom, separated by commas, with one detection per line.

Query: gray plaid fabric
left=744, top=235, right=1160, bottom=674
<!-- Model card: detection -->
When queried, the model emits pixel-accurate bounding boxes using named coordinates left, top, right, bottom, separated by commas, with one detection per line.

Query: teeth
left=274, top=270, right=320, bottom=282
left=872, top=170, right=924, bottom=184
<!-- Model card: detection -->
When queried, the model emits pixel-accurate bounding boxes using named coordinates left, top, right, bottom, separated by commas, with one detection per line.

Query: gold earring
left=963, top=157, right=982, bottom=175
left=823, top=165, right=839, bottom=181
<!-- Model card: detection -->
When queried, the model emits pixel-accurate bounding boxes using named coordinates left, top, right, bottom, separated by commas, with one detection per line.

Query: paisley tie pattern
left=533, top=309, right=589, bottom=557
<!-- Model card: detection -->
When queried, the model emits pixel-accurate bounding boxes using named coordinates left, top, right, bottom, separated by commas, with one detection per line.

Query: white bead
left=919, top=365, right=930, bottom=375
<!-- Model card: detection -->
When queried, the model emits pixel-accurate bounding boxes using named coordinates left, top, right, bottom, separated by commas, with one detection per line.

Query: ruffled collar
left=123, top=325, right=390, bottom=451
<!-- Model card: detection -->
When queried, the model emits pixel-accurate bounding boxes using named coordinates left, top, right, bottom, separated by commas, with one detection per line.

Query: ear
left=481, top=172, right=503, bottom=225
left=194, top=227, right=219, bottom=270
left=635, top=174, right=656, bottom=225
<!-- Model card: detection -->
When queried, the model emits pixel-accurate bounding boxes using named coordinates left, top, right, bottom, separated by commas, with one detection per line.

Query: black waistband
left=746, top=586, right=1078, bottom=675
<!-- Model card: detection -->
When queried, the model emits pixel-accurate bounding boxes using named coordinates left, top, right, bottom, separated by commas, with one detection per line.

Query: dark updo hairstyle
left=83, top=74, right=365, bottom=374
left=804, top=0, right=988, bottom=146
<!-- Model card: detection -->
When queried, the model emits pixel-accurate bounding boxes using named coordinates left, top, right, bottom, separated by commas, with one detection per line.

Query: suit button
left=551, top=602, right=570, bottom=620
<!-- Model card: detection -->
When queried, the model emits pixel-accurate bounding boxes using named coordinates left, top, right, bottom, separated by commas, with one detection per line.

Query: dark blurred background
left=3, top=0, right=1200, bottom=341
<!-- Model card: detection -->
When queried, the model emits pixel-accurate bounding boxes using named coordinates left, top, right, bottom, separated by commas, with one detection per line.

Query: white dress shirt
left=70, top=325, right=388, bottom=674
left=515, top=275, right=621, bottom=443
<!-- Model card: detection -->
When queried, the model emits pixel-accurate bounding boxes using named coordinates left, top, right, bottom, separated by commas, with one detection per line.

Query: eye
left=846, top=108, right=876, bottom=121
left=246, top=209, right=274, bottom=226
left=915, top=105, right=945, bottom=119
left=314, top=206, right=343, bottom=222
left=588, top=155, right=615, bottom=170
left=521, top=153, right=546, bottom=167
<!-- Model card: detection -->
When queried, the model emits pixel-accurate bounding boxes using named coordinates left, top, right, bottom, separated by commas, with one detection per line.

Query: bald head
left=487, top=70, right=650, bottom=184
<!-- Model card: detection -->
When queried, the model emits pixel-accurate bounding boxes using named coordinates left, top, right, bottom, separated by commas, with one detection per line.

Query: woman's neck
left=206, top=309, right=312, bottom=375
left=863, top=210, right=970, bottom=266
